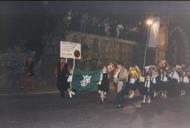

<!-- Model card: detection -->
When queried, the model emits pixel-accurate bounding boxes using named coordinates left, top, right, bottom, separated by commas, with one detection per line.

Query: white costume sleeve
left=97, top=73, right=103, bottom=85
left=151, top=77, right=156, bottom=84
left=169, top=71, right=180, bottom=83
left=145, top=79, right=151, bottom=88
left=113, top=69, right=121, bottom=83
left=129, top=77, right=136, bottom=84
left=184, top=77, right=189, bottom=84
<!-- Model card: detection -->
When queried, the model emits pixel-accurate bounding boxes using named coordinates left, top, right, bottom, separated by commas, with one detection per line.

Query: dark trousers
left=125, top=83, right=136, bottom=95
left=57, top=82, right=67, bottom=98
left=116, top=89, right=125, bottom=105
left=167, top=79, right=179, bottom=97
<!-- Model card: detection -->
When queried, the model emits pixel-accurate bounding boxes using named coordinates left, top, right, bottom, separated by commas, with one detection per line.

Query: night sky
left=1, top=1, right=190, bottom=15
left=1, top=1, right=190, bottom=52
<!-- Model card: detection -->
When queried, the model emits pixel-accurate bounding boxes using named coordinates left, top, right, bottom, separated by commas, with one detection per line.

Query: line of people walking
left=97, top=60, right=190, bottom=108
left=21, top=57, right=190, bottom=110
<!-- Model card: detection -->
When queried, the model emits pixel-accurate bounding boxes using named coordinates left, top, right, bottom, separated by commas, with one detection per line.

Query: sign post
left=65, top=58, right=68, bottom=63
left=60, top=41, right=81, bottom=89
left=60, top=41, right=81, bottom=59
left=60, top=41, right=81, bottom=68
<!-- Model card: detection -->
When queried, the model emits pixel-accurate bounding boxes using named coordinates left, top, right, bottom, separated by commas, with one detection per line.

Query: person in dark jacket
left=54, top=58, right=69, bottom=98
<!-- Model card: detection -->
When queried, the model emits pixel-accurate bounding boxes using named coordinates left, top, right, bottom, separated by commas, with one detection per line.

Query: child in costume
left=97, top=66, right=109, bottom=104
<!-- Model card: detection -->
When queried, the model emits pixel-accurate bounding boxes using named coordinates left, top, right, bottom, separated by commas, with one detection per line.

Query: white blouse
left=180, top=76, right=189, bottom=84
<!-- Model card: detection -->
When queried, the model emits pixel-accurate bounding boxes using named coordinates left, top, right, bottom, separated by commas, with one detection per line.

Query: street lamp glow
left=146, top=19, right=153, bottom=26
left=143, top=18, right=153, bottom=70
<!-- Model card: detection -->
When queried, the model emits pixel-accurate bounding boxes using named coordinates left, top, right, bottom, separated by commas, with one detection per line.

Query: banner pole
left=66, top=58, right=68, bottom=63
left=73, top=58, right=76, bottom=70
left=70, top=58, right=75, bottom=90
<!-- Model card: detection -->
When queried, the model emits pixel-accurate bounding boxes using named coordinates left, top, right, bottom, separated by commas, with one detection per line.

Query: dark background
left=1, top=1, right=190, bottom=55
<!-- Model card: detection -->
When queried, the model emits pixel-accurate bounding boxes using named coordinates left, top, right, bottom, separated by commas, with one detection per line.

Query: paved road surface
left=1, top=92, right=190, bottom=128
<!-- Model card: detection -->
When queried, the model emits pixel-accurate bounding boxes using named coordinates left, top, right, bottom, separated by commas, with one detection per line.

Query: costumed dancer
left=127, top=72, right=137, bottom=98
left=97, top=66, right=109, bottom=104
left=150, top=65, right=160, bottom=98
left=159, top=69, right=169, bottom=99
left=179, top=71, right=189, bottom=96
left=167, top=66, right=180, bottom=97
left=127, top=66, right=141, bottom=98
left=142, top=66, right=152, bottom=103
left=108, top=63, right=128, bottom=108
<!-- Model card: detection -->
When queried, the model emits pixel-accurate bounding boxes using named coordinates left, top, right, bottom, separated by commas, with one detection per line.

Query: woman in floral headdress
left=107, top=63, right=128, bottom=108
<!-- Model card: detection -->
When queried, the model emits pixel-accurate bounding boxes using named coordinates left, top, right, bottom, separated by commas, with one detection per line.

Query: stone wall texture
left=65, top=31, right=136, bottom=70
left=0, top=31, right=136, bottom=90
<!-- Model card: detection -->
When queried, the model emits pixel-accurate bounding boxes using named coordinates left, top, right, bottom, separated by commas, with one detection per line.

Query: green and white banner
left=72, top=69, right=101, bottom=91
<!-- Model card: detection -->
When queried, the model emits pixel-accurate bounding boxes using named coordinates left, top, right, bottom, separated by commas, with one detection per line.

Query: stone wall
left=0, top=31, right=136, bottom=90
left=0, top=46, right=35, bottom=90
left=34, top=31, right=136, bottom=88
left=65, top=31, right=136, bottom=70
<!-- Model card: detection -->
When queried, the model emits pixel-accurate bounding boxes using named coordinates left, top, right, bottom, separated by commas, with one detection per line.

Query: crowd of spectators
left=61, top=9, right=147, bottom=43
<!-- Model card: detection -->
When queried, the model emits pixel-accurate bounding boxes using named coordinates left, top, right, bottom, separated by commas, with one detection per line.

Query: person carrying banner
left=54, top=58, right=69, bottom=98
left=71, top=69, right=101, bottom=92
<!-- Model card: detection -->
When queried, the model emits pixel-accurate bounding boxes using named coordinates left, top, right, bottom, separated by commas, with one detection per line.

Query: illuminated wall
left=158, top=16, right=169, bottom=62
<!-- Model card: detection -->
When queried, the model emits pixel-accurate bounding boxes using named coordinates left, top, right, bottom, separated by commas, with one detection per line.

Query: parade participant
left=54, top=58, right=69, bottom=98
left=67, top=64, right=76, bottom=99
left=167, top=66, right=180, bottom=97
left=142, top=76, right=151, bottom=103
left=149, top=65, right=160, bottom=98
left=127, top=72, right=137, bottom=98
left=142, top=66, right=152, bottom=103
left=137, top=75, right=146, bottom=98
left=159, top=69, right=169, bottom=99
left=168, top=66, right=180, bottom=83
left=20, top=57, right=37, bottom=90
left=107, top=63, right=128, bottom=108
left=158, top=60, right=169, bottom=71
left=179, top=71, right=189, bottom=96
left=127, top=66, right=141, bottom=98
left=186, top=67, right=190, bottom=95
left=97, top=66, right=109, bottom=104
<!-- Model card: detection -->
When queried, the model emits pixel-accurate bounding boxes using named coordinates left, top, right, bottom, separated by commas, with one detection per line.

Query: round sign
left=74, top=50, right=80, bottom=58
